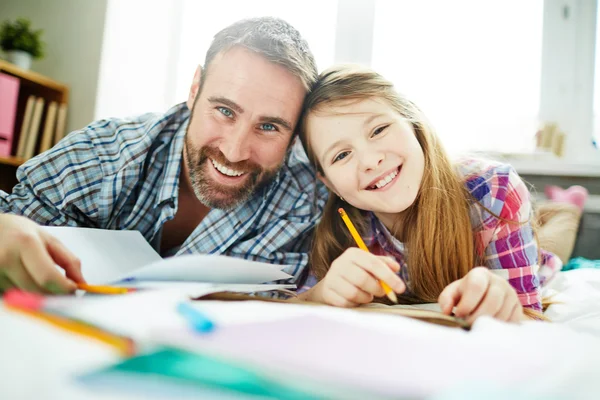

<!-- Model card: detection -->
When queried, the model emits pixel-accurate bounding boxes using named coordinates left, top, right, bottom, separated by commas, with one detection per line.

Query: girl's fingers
left=466, top=283, right=505, bottom=324
left=495, top=295, right=519, bottom=321
left=324, top=287, right=361, bottom=308
left=380, top=256, right=401, bottom=273
left=508, top=303, right=525, bottom=323
left=344, top=266, right=386, bottom=297
left=438, top=279, right=462, bottom=315
left=345, top=249, right=404, bottom=292
left=454, top=268, right=490, bottom=318
left=333, top=278, right=374, bottom=305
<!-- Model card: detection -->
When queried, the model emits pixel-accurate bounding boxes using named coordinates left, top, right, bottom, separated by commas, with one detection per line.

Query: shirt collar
left=366, top=211, right=405, bottom=253
left=156, top=106, right=188, bottom=207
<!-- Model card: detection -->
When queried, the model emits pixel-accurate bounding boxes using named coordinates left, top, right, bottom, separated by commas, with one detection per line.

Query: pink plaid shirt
left=301, top=159, right=560, bottom=311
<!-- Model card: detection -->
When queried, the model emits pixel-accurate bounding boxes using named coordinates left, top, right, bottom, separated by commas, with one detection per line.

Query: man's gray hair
left=202, top=17, right=318, bottom=91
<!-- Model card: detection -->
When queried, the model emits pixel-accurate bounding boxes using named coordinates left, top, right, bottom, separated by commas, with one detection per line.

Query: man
left=0, top=17, right=326, bottom=294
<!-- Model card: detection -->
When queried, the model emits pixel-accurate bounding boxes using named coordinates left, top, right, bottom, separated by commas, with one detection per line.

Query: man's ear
left=317, top=172, right=339, bottom=196
left=187, top=65, right=202, bottom=111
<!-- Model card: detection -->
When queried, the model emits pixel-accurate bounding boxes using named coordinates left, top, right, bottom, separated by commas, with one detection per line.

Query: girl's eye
left=217, top=107, right=233, bottom=118
left=259, top=123, right=277, bottom=132
left=333, top=151, right=350, bottom=163
left=372, top=125, right=389, bottom=137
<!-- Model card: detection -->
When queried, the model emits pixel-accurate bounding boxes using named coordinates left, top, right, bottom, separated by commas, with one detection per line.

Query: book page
left=44, top=227, right=294, bottom=286
left=115, top=254, right=293, bottom=284
left=43, top=227, right=161, bottom=284
left=360, top=302, right=442, bottom=312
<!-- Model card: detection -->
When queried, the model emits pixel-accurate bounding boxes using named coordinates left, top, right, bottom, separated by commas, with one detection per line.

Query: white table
left=2, top=270, right=600, bottom=400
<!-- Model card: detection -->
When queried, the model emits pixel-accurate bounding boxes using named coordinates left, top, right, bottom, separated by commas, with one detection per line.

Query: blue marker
left=177, top=302, right=215, bottom=333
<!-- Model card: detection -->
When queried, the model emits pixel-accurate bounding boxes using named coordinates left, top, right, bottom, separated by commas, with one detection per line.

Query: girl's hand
left=311, top=248, right=405, bottom=307
left=438, top=267, right=524, bottom=324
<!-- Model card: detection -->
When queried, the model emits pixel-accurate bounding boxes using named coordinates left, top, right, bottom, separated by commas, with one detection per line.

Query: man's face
left=184, top=47, right=306, bottom=210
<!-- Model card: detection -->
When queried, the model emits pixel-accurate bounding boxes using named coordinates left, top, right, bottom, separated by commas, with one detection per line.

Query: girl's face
left=306, top=97, right=425, bottom=218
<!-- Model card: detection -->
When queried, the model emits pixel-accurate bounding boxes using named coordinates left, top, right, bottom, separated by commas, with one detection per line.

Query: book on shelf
left=53, top=103, right=68, bottom=145
left=22, top=97, right=45, bottom=160
left=39, top=101, right=58, bottom=153
left=15, top=95, right=36, bottom=158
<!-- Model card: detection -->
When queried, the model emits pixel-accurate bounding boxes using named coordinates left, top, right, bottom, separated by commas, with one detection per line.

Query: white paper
left=43, top=285, right=295, bottom=340
left=114, top=254, right=293, bottom=284
left=112, top=281, right=296, bottom=296
left=44, top=227, right=294, bottom=286
left=43, top=227, right=161, bottom=284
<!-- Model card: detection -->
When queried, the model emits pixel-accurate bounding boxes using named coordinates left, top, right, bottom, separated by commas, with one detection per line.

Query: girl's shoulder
left=455, top=157, right=531, bottom=218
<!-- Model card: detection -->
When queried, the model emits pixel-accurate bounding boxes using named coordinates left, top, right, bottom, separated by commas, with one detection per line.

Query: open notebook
left=43, top=227, right=294, bottom=290
left=196, top=291, right=470, bottom=329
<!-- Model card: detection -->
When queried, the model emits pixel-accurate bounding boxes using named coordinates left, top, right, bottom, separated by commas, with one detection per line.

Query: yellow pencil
left=6, top=305, right=135, bottom=356
left=338, top=208, right=398, bottom=304
left=77, top=283, right=132, bottom=295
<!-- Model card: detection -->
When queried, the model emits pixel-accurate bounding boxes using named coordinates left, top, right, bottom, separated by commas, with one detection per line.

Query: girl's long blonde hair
left=298, top=65, right=478, bottom=303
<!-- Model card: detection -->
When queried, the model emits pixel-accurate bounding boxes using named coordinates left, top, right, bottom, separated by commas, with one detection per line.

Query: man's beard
left=185, top=136, right=281, bottom=210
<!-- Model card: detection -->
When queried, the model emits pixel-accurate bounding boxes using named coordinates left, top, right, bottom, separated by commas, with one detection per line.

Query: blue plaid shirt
left=0, top=103, right=327, bottom=284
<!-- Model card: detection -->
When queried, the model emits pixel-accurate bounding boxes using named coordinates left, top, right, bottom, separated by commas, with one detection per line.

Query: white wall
left=0, top=0, right=108, bottom=133
left=94, top=0, right=181, bottom=120
left=94, top=0, right=338, bottom=120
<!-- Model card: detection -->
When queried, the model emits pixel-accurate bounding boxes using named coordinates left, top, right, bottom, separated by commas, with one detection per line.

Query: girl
left=296, top=65, right=561, bottom=323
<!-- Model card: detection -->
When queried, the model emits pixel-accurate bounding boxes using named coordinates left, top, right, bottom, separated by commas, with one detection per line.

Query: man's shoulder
left=278, top=140, right=328, bottom=200
left=81, top=104, right=189, bottom=174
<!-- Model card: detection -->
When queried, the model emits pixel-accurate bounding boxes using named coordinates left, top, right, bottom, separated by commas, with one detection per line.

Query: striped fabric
left=0, top=103, right=327, bottom=285
left=301, top=159, right=559, bottom=311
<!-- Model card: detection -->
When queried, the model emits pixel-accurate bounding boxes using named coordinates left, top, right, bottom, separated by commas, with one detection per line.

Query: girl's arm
left=439, top=164, right=542, bottom=323
left=480, top=165, right=542, bottom=313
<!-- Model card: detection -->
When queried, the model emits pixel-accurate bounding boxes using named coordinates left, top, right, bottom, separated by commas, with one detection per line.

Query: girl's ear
left=317, top=172, right=339, bottom=197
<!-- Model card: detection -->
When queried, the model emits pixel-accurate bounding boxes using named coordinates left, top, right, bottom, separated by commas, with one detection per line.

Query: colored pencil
left=338, top=208, right=398, bottom=303
left=77, top=284, right=133, bottom=295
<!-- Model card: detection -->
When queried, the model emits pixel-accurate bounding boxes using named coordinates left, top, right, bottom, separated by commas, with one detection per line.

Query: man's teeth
left=374, top=169, right=398, bottom=189
left=211, top=159, right=244, bottom=177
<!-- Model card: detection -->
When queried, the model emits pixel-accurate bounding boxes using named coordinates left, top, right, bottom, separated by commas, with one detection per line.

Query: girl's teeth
left=373, top=169, right=399, bottom=189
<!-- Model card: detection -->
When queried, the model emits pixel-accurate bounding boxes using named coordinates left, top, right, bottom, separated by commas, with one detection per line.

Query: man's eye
left=217, top=107, right=233, bottom=118
left=333, top=151, right=350, bottom=163
left=260, top=123, right=277, bottom=132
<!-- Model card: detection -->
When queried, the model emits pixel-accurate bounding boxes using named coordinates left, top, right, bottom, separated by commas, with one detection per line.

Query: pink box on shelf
left=0, top=72, right=21, bottom=156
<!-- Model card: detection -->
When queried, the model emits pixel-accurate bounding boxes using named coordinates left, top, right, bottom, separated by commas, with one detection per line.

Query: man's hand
left=438, top=267, right=524, bottom=324
left=0, top=214, right=84, bottom=294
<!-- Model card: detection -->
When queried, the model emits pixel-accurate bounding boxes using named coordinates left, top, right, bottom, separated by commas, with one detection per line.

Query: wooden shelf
left=0, top=59, right=68, bottom=96
left=0, top=156, right=25, bottom=167
left=0, top=59, right=69, bottom=192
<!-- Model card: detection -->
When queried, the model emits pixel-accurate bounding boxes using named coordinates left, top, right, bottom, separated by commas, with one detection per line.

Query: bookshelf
left=0, top=59, right=69, bottom=192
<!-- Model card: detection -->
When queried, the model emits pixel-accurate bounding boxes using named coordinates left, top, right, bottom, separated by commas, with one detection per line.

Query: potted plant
left=0, top=18, right=45, bottom=70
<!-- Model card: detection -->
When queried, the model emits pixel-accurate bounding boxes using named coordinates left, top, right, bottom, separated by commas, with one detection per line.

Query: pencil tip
left=387, top=291, right=398, bottom=304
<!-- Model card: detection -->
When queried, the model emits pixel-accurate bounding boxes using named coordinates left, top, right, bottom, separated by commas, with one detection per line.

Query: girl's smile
left=364, top=165, right=402, bottom=191
left=306, top=97, right=425, bottom=217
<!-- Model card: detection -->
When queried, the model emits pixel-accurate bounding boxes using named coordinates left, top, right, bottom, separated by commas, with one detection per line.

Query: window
left=96, top=0, right=599, bottom=168
left=173, top=0, right=338, bottom=102
left=372, top=0, right=544, bottom=155
left=96, top=0, right=337, bottom=120
left=594, top=0, right=600, bottom=148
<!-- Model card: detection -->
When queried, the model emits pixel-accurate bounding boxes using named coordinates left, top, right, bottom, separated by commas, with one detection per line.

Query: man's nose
left=219, top=125, right=252, bottom=163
